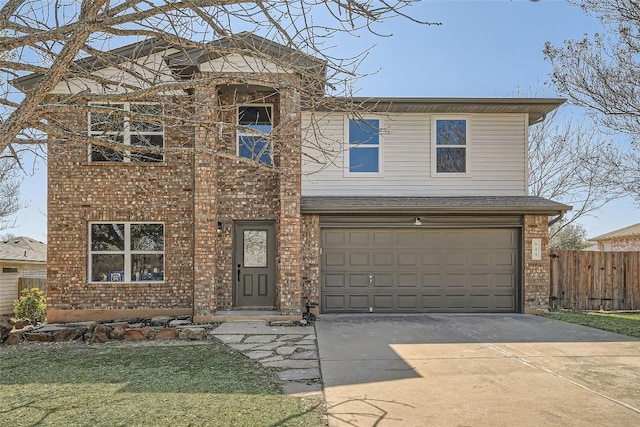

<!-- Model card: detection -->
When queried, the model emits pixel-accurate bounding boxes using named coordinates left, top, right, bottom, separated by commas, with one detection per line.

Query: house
left=13, top=34, right=570, bottom=323
left=0, top=237, right=47, bottom=315
left=590, top=223, right=640, bottom=251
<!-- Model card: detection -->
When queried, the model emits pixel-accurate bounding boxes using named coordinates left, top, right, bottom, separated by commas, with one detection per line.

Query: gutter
left=548, top=211, right=564, bottom=227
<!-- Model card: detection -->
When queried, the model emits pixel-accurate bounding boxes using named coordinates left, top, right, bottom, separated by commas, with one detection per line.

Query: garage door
left=321, top=228, right=519, bottom=313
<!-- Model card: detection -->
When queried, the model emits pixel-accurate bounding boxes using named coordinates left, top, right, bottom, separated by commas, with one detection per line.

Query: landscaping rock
left=124, top=327, right=153, bottom=341
left=169, top=319, right=191, bottom=327
left=24, top=332, right=54, bottom=342
left=109, top=324, right=126, bottom=340
left=178, top=327, right=205, bottom=340
left=155, top=328, right=177, bottom=340
left=3, top=331, right=22, bottom=345
left=150, top=316, right=172, bottom=326
left=91, top=325, right=109, bottom=343
left=53, top=327, right=86, bottom=342
left=0, top=316, right=14, bottom=343
left=13, top=319, right=28, bottom=330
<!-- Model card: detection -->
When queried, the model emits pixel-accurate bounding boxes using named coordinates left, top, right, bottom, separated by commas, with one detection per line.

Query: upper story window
left=347, top=118, right=380, bottom=174
left=238, top=105, right=273, bottom=165
left=89, top=103, right=164, bottom=163
left=89, top=222, right=164, bottom=283
left=433, top=118, right=468, bottom=174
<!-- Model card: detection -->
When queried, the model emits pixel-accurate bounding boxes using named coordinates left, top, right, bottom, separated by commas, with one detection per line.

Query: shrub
left=13, top=288, right=47, bottom=323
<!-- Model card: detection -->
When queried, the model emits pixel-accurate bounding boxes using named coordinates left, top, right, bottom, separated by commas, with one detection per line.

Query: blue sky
left=8, top=0, right=639, bottom=241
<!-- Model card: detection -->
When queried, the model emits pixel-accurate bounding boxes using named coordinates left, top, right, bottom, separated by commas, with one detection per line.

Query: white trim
left=344, top=115, right=384, bottom=177
left=236, top=103, right=274, bottom=164
left=88, top=222, right=165, bottom=284
left=430, top=115, right=471, bottom=178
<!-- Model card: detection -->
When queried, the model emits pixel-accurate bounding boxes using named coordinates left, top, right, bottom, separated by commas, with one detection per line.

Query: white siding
left=301, top=112, right=527, bottom=196
left=0, top=264, right=20, bottom=316
left=200, top=53, right=290, bottom=74
left=50, top=51, right=181, bottom=95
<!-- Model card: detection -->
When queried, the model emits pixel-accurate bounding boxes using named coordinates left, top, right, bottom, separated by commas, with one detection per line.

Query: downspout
left=548, top=210, right=564, bottom=227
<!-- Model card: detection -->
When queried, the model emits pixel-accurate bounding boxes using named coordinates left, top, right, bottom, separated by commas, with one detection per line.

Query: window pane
left=436, top=119, right=466, bottom=146
left=239, top=136, right=272, bottom=164
left=91, top=224, right=125, bottom=251
left=131, top=254, right=164, bottom=281
left=437, top=147, right=466, bottom=173
left=131, top=134, right=163, bottom=162
left=349, top=147, right=379, bottom=172
left=349, top=119, right=379, bottom=145
left=244, top=230, right=267, bottom=267
left=130, top=104, right=163, bottom=132
left=90, top=135, right=125, bottom=162
left=91, top=254, right=124, bottom=282
left=89, top=104, right=125, bottom=133
left=239, top=106, right=272, bottom=125
left=131, top=224, right=164, bottom=251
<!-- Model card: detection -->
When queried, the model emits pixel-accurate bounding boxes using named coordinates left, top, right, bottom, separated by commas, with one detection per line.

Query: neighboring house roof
left=322, top=97, right=565, bottom=126
left=0, top=237, right=47, bottom=264
left=590, top=223, right=640, bottom=242
left=301, top=196, right=571, bottom=215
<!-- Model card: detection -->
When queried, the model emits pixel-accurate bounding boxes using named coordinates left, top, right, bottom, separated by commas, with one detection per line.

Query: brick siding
left=523, top=214, right=551, bottom=313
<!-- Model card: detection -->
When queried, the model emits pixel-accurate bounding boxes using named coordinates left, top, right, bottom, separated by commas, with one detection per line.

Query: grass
left=0, top=341, right=324, bottom=427
left=541, top=311, right=640, bottom=338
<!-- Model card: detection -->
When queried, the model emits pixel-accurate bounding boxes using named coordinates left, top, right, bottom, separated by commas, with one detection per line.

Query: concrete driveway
left=315, top=314, right=640, bottom=426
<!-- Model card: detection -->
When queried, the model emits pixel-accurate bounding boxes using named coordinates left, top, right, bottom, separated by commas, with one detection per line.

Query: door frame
left=233, top=220, right=277, bottom=308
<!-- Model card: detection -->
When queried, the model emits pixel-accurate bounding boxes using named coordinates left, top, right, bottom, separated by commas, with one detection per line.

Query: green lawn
left=542, top=311, right=640, bottom=338
left=0, top=341, right=324, bottom=427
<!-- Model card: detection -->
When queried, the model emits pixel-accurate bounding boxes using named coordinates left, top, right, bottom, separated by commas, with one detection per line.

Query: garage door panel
left=374, top=253, right=394, bottom=266
left=325, top=252, right=345, bottom=267
left=321, top=227, right=519, bottom=313
left=348, top=295, right=369, bottom=310
left=349, top=253, right=369, bottom=266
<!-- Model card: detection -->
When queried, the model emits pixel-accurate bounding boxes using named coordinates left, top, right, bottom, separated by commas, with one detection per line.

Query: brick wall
left=523, top=214, right=550, bottom=313
left=599, top=238, right=640, bottom=251
left=300, top=214, right=320, bottom=306
left=47, top=95, right=195, bottom=321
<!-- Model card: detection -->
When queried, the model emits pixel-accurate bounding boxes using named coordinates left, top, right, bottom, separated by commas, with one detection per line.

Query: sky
left=7, top=0, right=639, bottom=241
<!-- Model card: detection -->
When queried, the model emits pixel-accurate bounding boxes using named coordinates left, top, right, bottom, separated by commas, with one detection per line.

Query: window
left=348, top=118, right=380, bottom=173
left=238, top=105, right=273, bottom=164
left=2, top=267, right=18, bottom=274
left=89, top=103, right=164, bottom=162
left=89, top=223, right=164, bottom=283
left=434, top=118, right=467, bottom=174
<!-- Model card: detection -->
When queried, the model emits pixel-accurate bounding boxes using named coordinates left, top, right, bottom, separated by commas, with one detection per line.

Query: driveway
left=315, top=314, right=640, bottom=426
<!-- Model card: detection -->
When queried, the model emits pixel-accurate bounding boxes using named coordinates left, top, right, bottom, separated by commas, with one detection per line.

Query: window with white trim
left=238, top=105, right=273, bottom=164
left=433, top=118, right=467, bottom=174
left=89, top=103, right=164, bottom=162
left=348, top=118, right=380, bottom=173
left=89, top=223, right=164, bottom=283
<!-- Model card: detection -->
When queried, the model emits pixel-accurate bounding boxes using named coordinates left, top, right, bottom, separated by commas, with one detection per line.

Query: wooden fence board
left=550, top=250, right=640, bottom=311
left=18, top=278, right=47, bottom=294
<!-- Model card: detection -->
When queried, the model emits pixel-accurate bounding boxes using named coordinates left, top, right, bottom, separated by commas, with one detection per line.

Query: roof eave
left=301, top=204, right=571, bottom=216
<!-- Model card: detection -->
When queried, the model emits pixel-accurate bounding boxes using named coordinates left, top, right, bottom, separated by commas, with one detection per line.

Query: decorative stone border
left=0, top=316, right=215, bottom=345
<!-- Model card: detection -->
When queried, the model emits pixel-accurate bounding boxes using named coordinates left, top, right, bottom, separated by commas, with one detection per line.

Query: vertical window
left=238, top=105, right=273, bottom=164
left=434, top=118, right=467, bottom=174
left=348, top=118, right=380, bottom=173
left=89, top=223, right=164, bottom=283
left=89, top=103, right=164, bottom=162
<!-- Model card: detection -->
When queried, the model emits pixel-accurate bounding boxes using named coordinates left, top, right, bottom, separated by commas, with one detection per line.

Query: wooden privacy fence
left=18, top=278, right=47, bottom=295
left=550, top=250, right=640, bottom=311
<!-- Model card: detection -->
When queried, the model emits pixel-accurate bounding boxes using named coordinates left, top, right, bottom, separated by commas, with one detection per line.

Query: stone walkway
left=209, top=321, right=322, bottom=395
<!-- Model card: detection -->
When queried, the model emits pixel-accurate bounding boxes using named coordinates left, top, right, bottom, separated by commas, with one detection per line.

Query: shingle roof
left=590, top=223, right=640, bottom=242
left=301, top=196, right=571, bottom=215
left=0, top=237, right=46, bottom=263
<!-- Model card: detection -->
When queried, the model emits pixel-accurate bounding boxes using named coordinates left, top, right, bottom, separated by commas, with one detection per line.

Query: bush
left=13, top=288, right=47, bottom=323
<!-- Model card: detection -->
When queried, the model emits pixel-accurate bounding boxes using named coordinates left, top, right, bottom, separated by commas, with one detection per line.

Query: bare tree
left=544, top=0, right=640, bottom=139
left=528, top=107, right=627, bottom=235
left=0, top=1, right=435, bottom=163
left=0, top=158, right=23, bottom=231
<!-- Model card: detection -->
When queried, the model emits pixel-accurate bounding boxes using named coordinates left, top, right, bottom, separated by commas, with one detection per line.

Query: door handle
left=237, top=264, right=241, bottom=282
